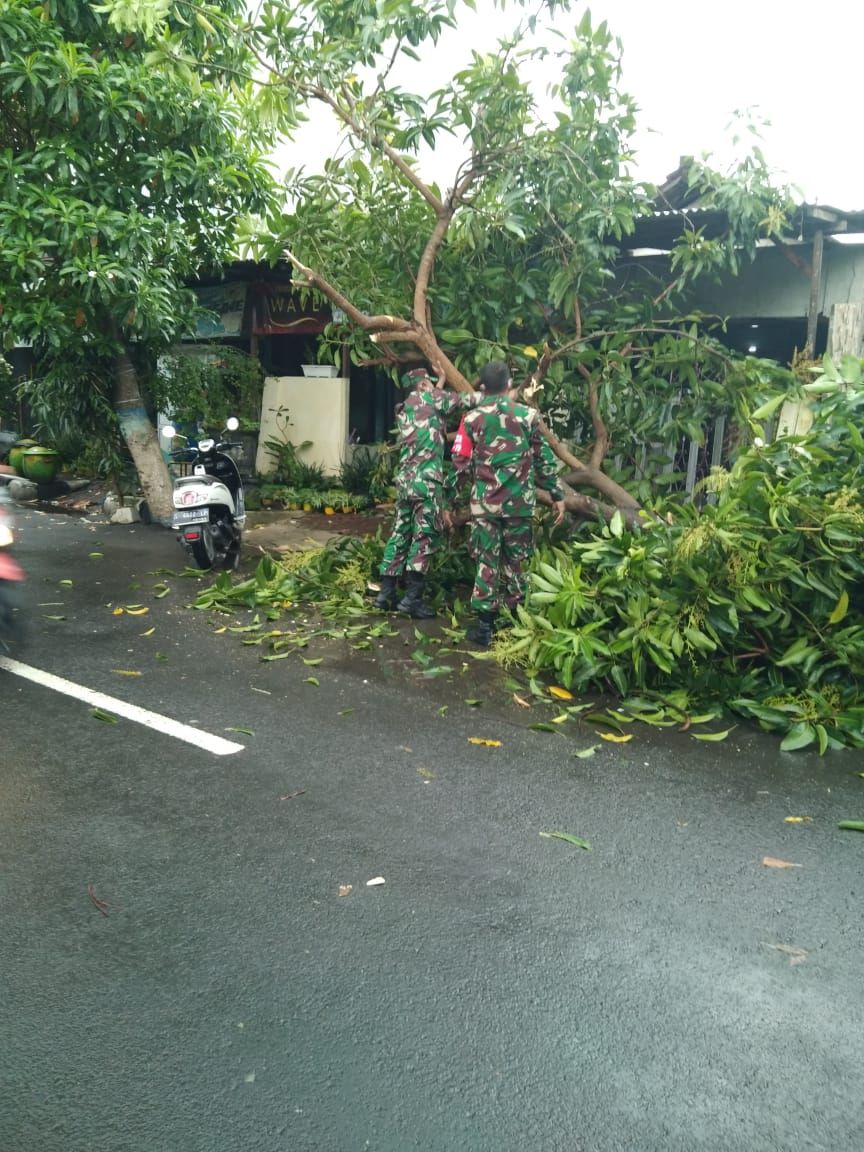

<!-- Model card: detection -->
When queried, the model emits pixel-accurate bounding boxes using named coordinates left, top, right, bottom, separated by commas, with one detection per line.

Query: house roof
left=622, top=157, right=864, bottom=252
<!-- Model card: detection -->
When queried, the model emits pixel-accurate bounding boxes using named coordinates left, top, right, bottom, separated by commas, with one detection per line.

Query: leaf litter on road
left=764, top=942, right=808, bottom=966
left=87, top=884, right=109, bottom=917
left=548, top=686, right=573, bottom=701
left=838, top=821, right=864, bottom=832
left=691, top=727, right=735, bottom=742
left=467, top=737, right=501, bottom=747
left=91, top=708, right=118, bottom=724
left=762, top=856, right=802, bottom=869
left=540, top=831, right=592, bottom=851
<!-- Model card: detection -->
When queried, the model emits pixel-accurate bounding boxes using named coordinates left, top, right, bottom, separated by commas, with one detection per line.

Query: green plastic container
left=8, top=439, right=38, bottom=474
left=21, top=446, right=60, bottom=484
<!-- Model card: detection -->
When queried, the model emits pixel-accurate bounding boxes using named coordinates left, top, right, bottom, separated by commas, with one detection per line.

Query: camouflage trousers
left=380, top=494, right=442, bottom=577
left=469, top=516, right=534, bottom=615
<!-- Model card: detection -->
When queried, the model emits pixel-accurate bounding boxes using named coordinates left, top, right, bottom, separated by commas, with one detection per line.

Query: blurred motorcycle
left=0, top=480, right=25, bottom=655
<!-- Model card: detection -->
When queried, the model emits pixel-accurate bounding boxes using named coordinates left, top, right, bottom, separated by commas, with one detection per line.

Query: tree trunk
left=113, top=347, right=174, bottom=525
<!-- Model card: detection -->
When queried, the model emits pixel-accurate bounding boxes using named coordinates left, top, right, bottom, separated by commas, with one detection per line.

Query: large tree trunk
left=113, top=347, right=174, bottom=525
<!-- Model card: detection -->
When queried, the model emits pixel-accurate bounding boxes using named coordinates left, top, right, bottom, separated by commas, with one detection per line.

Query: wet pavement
left=2, top=508, right=863, bottom=1152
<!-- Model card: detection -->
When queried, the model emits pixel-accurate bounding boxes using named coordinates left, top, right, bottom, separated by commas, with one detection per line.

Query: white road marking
left=0, top=656, right=244, bottom=757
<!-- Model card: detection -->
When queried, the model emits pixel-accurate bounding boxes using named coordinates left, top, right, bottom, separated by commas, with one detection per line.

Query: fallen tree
left=192, top=356, right=864, bottom=751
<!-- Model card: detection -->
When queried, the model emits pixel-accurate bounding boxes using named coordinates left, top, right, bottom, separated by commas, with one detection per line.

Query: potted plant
left=22, top=445, right=61, bottom=484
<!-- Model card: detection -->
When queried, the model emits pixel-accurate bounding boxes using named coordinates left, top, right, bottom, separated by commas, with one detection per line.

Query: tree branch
left=283, top=247, right=406, bottom=332
left=313, top=86, right=445, bottom=214
left=413, top=159, right=480, bottom=323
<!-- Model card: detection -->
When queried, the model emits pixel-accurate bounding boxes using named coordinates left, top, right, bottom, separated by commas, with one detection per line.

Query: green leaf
left=225, top=726, right=254, bottom=736
left=780, top=722, right=816, bottom=752
left=750, top=393, right=787, bottom=420
left=529, top=722, right=558, bottom=733
left=828, top=590, right=849, bottom=625
left=539, top=831, right=592, bottom=850
left=573, top=746, right=599, bottom=758
left=303, top=676, right=319, bottom=686
left=690, top=727, right=735, bottom=742
left=302, top=657, right=323, bottom=665
left=464, top=698, right=482, bottom=707
left=91, top=708, right=117, bottom=724
left=437, top=705, right=449, bottom=717
left=838, top=821, right=864, bottom=832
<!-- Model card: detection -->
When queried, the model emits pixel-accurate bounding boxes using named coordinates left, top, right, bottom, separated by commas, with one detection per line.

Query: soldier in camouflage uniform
left=375, top=367, right=481, bottom=618
left=449, top=360, right=566, bottom=646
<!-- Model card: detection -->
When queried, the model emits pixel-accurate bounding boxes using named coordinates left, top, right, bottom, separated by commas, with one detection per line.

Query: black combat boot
left=373, top=574, right=398, bottom=610
left=397, top=571, right=436, bottom=619
left=466, top=612, right=497, bottom=647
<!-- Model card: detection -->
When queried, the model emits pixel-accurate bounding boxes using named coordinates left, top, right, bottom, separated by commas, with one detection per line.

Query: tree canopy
left=0, top=0, right=270, bottom=514
left=100, top=0, right=795, bottom=515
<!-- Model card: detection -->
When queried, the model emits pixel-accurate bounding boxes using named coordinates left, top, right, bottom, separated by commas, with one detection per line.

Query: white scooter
left=161, top=417, right=246, bottom=570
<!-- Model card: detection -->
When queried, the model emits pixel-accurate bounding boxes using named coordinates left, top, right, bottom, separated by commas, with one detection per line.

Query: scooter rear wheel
left=190, top=524, right=217, bottom=570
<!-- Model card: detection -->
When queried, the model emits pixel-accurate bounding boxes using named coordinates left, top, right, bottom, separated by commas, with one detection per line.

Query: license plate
left=173, top=509, right=209, bottom=526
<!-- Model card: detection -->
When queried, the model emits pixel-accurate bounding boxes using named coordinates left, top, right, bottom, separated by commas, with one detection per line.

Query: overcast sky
left=281, top=0, right=864, bottom=211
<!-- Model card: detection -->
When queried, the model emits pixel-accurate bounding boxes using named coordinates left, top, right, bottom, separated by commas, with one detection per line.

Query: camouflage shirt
left=450, top=396, right=565, bottom=518
left=394, top=384, right=481, bottom=499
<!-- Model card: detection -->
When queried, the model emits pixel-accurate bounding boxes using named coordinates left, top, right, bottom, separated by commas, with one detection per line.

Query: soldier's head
left=478, top=360, right=512, bottom=395
left=402, top=366, right=436, bottom=390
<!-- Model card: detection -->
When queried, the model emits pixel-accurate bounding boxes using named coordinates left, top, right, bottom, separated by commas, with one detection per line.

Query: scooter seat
left=176, top=474, right=219, bottom=485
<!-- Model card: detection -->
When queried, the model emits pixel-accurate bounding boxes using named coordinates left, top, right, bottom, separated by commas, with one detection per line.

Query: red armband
left=453, top=416, right=472, bottom=459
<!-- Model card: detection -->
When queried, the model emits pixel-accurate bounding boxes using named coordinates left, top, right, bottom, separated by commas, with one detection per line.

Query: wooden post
left=805, top=229, right=824, bottom=357
left=827, top=302, right=864, bottom=359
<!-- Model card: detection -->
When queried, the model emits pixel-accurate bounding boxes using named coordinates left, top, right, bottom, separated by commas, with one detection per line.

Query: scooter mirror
left=161, top=424, right=177, bottom=440
left=225, top=416, right=240, bottom=432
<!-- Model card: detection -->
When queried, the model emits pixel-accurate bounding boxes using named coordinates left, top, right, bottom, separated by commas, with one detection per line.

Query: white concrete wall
left=629, top=244, right=864, bottom=320
left=256, top=375, right=350, bottom=477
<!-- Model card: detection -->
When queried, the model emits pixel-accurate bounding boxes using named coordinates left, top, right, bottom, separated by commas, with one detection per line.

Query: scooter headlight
left=0, top=523, right=14, bottom=547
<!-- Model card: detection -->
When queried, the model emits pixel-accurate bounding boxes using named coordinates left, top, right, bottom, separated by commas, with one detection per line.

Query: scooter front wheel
left=190, top=524, right=217, bottom=570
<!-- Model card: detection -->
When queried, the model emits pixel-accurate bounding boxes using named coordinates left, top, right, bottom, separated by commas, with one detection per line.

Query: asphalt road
left=2, top=508, right=864, bottom=1152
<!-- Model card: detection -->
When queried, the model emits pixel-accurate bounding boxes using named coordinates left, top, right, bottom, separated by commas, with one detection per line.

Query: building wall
left=256, top=375, right=350, bottom=477
left=630, top=244, right=864, bottom=320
